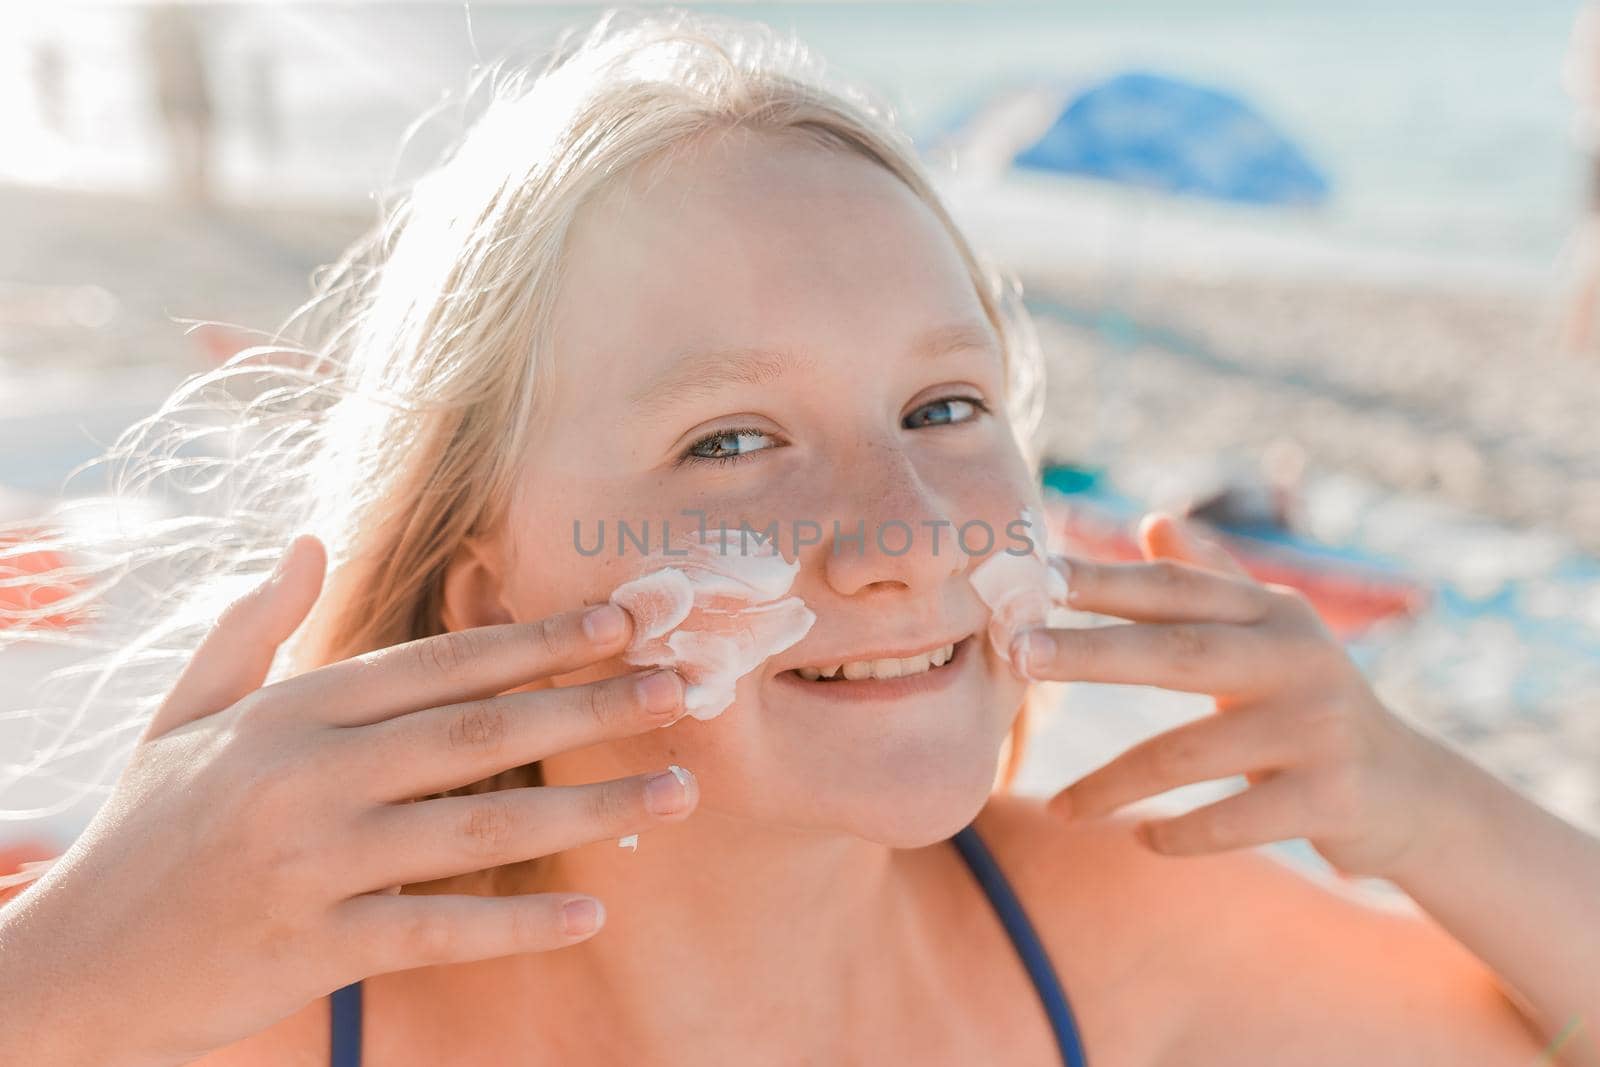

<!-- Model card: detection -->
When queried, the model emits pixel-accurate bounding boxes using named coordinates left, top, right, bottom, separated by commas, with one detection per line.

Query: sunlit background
left=3, top=1, right=1598, bottom=901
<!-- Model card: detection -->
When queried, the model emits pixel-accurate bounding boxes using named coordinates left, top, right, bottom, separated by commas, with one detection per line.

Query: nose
left=812, top=439, right=965, bottom=598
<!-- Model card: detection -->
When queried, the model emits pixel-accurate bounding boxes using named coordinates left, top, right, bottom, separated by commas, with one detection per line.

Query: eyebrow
left=627, top=319, right=1002, bottom=415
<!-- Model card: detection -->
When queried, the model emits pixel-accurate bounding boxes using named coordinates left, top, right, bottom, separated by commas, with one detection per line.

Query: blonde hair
left=0, top=7, right=1046, bottom=893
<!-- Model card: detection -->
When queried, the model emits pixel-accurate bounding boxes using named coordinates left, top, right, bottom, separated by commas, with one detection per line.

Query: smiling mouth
left=782, top=635, right=972, bottom=683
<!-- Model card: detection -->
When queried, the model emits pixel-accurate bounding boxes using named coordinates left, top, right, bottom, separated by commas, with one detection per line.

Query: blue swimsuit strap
left=329, top=823, right=1087, bottom=1067
left=949, top=822, right=1090, bottom=1067
left=329, top=978, right=361, bottom=1067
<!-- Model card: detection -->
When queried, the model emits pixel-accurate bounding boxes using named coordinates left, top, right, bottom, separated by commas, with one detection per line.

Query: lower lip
left=772, top=636, right=975, bottom=703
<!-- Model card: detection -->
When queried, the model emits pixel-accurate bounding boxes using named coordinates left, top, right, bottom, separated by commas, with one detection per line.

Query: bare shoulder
left=971, top=791, right=1232, bottom=977
left=967, top=793, right=1202, bottom=1065
left=183, top=996, right=329, bottom=1067
left=973, top=794, right=1547, bottom=1066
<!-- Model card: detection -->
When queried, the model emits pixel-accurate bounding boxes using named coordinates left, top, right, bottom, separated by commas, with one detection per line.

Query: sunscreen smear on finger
left=607, top=527, right=816, bottom=720
left=968, top=504, right=1096, bottom=680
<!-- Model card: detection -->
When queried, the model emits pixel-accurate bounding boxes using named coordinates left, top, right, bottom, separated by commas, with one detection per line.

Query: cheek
left=502, top=529, right=628, bottom=620
left=494, top=499, right=646, bottom=696
left=918, top=444, right=1038, bottom=538
left=501, top=468, right=665, bottom=622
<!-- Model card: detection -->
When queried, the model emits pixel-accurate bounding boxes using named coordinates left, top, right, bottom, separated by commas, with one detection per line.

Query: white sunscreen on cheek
left=607, top=528, right=816, bottom=720
left=968, top=504, right=1087, bottom=680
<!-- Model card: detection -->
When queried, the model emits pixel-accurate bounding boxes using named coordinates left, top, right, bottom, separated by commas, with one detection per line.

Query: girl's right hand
left=0, top=534, right=696, bottom=1067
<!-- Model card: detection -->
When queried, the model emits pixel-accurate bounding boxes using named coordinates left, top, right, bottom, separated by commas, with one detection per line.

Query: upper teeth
left=794, top=642, right=955, bottom=682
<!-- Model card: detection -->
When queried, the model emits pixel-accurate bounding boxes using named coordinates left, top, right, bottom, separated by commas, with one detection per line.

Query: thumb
left=1136, top=511, right=1247, bottom=577
left=144, top=533, right=328, bottom=741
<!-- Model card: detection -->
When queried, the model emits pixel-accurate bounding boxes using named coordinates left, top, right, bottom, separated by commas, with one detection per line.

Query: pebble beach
left=1013, top=261, right=1600, bottom=846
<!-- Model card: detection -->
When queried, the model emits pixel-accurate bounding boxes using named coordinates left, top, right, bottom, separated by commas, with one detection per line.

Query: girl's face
left=496, top=130, right=1041, bottom=846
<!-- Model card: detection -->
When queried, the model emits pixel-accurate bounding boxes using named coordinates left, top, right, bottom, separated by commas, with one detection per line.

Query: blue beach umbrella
left=1012, top=70, right=1330, bottom=206
left=930, top=70, right=1331, bottom=471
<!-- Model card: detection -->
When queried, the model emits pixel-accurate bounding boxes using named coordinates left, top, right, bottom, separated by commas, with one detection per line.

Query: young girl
left=2, top=10, right=1595, bottom=1066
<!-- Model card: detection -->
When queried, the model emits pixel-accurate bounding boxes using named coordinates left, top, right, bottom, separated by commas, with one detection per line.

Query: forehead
left=548, top=130, right=990, bottom=386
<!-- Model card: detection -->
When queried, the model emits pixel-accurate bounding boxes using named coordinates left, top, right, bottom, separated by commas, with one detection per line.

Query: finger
left=147, top=533, right=327, bottom=741
left=349, top=766, right=698, bottom=891
left=1133, top=771, right=1305, bottom=855
left=1138, top=512, right=1247, bottom=577
left=1047, top=701, right=1296, bottom=820
left=1013, top=620, right=1283, bottom=695
left=345, top=668, right=686, bottom=802
left=1057, top=556, right=1268, bottom=625
left=270, top=601, right=638, bottom=728
left=338, top=890, right=607, bottom=976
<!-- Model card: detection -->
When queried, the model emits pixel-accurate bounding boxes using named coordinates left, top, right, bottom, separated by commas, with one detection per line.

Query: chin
left=780, top=728, right=1010, bottom=849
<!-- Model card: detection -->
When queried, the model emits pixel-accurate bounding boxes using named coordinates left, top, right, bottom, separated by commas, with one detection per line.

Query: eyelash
left=677, top=394, right=993, bottom=468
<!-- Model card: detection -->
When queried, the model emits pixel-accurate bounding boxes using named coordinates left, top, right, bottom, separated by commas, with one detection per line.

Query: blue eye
left=679, top=427, right=777, bottom=467
left=903, top=395, right=990, bottom=429
left=678, top=395, right=990, bottom=469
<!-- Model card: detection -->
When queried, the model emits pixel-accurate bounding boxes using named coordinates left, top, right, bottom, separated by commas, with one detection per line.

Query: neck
left=432, top=754, right=957, bottom=1056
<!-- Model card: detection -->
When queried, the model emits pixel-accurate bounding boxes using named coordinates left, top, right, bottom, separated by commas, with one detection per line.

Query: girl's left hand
left=1022, top=512, right=1454, bottom=881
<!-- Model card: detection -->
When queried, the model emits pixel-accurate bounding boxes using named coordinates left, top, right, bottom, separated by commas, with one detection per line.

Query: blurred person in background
left=29, top=38, right=68, bottom=138
left=141, top=2, right=215, bottom=206
left=1560, top=0, right=1600, bottom=355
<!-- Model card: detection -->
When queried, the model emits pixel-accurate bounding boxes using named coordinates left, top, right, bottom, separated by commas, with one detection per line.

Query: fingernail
left=635, top=669, right=683, bottom=719
left=1010, top=630, right=1054, bottom=679
left=582, top=603, right=627, bottom=643
left=561, top=897, right=604, bottom=936
left=644, top=764, right=693, bottom=816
